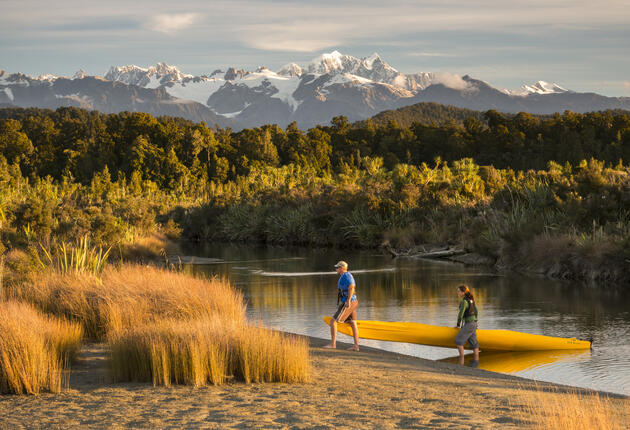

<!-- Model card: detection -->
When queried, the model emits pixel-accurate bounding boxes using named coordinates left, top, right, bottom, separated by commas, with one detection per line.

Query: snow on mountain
left=104, top=62, right=193, bottom=88
left=229, top=67, right=302, bottom=111
left=163, top=77, right=226, bottom=105
left=277, top=63, right=303, bottom=77
left=37, top=74, right=59, bottom=82
left=2, top=88, right=14, bottom=101
left=302, top=51, right=403, bottom=87
left=504, top=81, right=570, bottom=96
left=5, top=51, right=619, bottom=131
left=73, top=69, right=87, bottom=80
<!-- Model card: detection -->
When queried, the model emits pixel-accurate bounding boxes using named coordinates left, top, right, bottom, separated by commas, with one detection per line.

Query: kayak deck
left=323, top=317, right=591, bottom=351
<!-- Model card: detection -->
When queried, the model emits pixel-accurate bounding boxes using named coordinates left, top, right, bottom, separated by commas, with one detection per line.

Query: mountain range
left=2, top=51, right=630, bottom=130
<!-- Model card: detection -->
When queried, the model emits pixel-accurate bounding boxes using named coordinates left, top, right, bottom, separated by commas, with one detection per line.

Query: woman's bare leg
left=457, top=345, right=465, bottom=365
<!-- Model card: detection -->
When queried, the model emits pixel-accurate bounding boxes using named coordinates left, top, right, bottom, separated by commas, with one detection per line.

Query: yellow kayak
left=323, top=317, right=591, bottom=351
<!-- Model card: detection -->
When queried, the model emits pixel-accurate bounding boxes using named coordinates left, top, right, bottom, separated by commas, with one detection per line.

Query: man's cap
left=334, top=261, right=348, bottom=269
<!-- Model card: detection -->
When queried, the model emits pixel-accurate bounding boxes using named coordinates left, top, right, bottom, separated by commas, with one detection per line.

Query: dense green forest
left=356, top=102, right=486, bottom=128
left=0, top=106, right=629, bottom=283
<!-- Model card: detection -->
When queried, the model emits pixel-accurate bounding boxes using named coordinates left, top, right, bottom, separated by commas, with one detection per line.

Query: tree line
left=1, top=106, right=629, bottom=191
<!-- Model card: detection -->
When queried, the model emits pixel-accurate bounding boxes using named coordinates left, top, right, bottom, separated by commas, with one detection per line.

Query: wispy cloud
left=432, top=73, right=473, bottom=91
left=408, top=52, right=454, bottom=58
left=149, top=13, right=199, bottom=34
left=247, top=38, right=340, bottom=52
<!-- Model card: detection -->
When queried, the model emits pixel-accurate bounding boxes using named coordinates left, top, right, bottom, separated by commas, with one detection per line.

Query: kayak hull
left=323, top=317, right=591, bottom=351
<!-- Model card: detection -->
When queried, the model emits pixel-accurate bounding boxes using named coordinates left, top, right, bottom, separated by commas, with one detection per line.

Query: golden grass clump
left=517, top=387, right=629, bottom=430
left=0, top=301, right=83, bottom=394
left=233, top=323, right=310, bottom=384
left=7, top=264, right=310, bottom=388
left=8, top=264, right=246, bottom=340
left=109, top=318, right=310, bottom=386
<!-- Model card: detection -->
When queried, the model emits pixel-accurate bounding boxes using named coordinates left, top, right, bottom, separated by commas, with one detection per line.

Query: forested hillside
left=0, top=106, right=628, bottom=283
left=357, top=103, right=486, bottom=128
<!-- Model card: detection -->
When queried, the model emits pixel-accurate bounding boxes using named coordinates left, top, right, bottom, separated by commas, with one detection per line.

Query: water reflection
left=439, top=349, right=592, bottom=373
left=181, top=242, right=630, bottom=395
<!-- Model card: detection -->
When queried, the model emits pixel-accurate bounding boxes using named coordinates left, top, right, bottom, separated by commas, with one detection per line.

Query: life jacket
left=337, top=272, right=355, bottom=304
left=464, top=297, right=478, bottom=319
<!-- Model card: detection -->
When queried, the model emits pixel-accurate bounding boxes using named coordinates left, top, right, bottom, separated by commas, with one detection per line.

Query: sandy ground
left=0, top=336, right=627, bottom=429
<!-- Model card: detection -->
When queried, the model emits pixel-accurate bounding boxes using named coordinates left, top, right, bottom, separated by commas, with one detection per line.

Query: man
left=324, top=260, right=359, bottom=351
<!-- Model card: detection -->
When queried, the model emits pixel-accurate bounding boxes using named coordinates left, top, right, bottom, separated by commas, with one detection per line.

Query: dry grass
left=116, top=233, right=182, bottom=262
left=517, top=387, right=629, bottom=429
left=0, top=301, right=83, bottom=394
left=6, top=264, right=309, bottom=388
left=109, top=319, right=310, bottom=386
left=8, top=264, right=246, bottom=340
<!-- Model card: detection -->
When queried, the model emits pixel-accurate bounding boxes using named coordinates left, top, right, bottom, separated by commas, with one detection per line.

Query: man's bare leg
left=347, top=321, right=359, bottom=351
left=324, top=319, right=337, bottom=348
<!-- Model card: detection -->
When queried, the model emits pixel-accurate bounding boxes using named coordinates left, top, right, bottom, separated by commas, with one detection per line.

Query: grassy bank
left=2, top=263, right=309, bottom=392
left=517, top=387, right=628, bottom=429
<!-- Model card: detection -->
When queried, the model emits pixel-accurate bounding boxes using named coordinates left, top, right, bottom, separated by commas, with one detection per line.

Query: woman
left=454, top=284, right=479, bottom=365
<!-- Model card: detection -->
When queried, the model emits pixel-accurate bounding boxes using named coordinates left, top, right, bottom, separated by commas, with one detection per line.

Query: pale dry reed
left=0, top=301, right=83, bottom=394
left=9, top=264, right=246, bottom=339
left=109, top=318, right=310, bottom=386
left=8, top=264, right=310, bottom=387
left=516, top=387, right=629, bottom=429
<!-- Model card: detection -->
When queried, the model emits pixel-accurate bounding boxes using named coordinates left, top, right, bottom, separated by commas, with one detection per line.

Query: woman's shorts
left=333, top=300, right=358, bottom=323
left=454, top=321, right=479, bottom=349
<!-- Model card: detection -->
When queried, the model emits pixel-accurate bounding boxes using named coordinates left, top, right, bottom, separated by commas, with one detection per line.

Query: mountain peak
left=277, top=62, right=303, bottom=77
left=73, top=69, right=87, bottom=80
left=504, top=80, right=570, bottom=96
left=364, top=52, right=382, bottom=69
left=307, top=51, right=350, bottom=74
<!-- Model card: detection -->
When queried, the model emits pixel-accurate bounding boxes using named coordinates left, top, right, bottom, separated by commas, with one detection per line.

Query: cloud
left=408, top=52, right=454, bottom=58
left=43, top=17, right=141, bottom=32
left=625, top=82, right=630, bottom=89
left=247, top=38, right=340, bottom=52
left=149, top=13, right=199, bottom=34
left=432, top=73, right=472, bottom=91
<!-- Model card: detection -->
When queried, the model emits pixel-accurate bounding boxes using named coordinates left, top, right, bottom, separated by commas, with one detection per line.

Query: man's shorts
left=333, top=299, right=358, bottom=323
left=454, top=321, right=479, bottom=349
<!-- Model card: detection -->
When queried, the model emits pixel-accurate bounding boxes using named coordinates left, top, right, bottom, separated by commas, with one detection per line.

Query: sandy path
left=0, top=337, right=626, bottom=429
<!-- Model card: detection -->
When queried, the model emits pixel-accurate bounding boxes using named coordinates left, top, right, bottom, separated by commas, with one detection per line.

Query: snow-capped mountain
left=503, top=81, right=570, bottom=96
left=104, top=62, right=194, bottom=88
left=0, top=70, right=234, bottom=127
left=2, top=52, right=629, bottom=130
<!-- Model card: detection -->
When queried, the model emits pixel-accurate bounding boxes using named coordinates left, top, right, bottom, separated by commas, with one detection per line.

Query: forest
left=0, top=106, right=628, bottom=283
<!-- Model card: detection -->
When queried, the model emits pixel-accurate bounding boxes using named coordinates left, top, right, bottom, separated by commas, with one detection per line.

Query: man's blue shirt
left=338, top=272, right=357, bottom=303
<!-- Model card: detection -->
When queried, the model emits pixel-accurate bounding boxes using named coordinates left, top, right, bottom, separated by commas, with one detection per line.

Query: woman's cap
left=334, top=261, right=348, bottom=269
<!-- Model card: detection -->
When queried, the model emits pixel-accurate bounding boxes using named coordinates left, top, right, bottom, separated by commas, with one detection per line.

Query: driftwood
left=167, top=256, right=224, bottom=265
left=386, top=244, right=466, bottom=260
left=409, top=248, right=466, bottom=259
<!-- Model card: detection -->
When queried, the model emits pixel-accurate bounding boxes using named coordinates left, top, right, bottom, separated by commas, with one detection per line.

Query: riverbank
left=384, top=241, right=630, bottom=287
left=1, top=336, right=627, bottom=429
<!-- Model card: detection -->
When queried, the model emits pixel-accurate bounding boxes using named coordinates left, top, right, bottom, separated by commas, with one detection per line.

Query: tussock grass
left=8, top=264, right=246, bottom=340
left=116, top=233, right=181, bottom=262
left=517, top=388, right=629, bottom=429
left=109, top=319, right=309, bottom=386
left=0, top=301, right=83, bottom=394
left=8, top=264, right=309, bottom=387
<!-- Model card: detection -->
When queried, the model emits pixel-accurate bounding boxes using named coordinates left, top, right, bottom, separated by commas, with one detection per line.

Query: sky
left=1, top=0, right=629, bottom=96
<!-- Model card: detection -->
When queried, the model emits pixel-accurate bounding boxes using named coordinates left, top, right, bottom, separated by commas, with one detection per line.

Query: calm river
left=181, top=242, right=630, bottom=396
